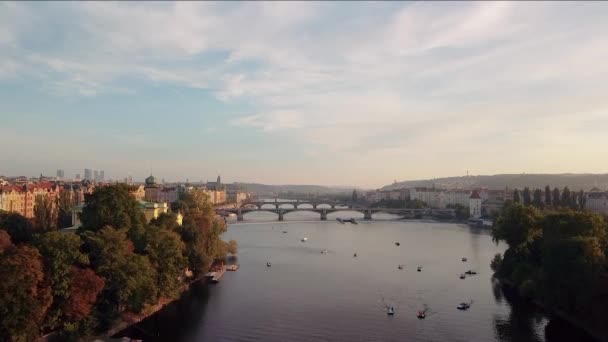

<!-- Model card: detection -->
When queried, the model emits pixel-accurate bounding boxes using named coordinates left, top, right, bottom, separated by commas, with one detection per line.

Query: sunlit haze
left=1, top=2, right=607, bottom=187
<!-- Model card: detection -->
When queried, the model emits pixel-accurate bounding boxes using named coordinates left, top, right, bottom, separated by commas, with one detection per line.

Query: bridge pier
left=278, top=210, right=284, bottom=221
left=364, top=210, right=372, bottom=220
left=237, top=209, right=244, bottom=221
left=320, top=210, right=327, bottom=221
left=313, top=204, right=317, bottom=209
left=331, top=205, right=335, bottom=209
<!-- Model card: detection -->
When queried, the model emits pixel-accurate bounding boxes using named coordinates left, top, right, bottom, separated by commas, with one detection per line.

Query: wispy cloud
left=2, top=1, right=608, bottom=185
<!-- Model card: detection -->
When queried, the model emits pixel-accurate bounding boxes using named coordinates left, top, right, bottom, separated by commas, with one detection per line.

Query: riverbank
left=496, top=276, right=607, bottom=342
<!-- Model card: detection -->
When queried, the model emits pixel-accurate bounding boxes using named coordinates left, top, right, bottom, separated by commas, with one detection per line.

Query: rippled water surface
left=119, top=212, right=596, bottom=342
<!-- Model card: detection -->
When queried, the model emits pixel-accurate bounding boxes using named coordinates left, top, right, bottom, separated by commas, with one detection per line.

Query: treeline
left=491, top=202, right=608, bottom=337
left=512, top=185, right=586, bottom=210
left=0, top=184, right=236, bottom=341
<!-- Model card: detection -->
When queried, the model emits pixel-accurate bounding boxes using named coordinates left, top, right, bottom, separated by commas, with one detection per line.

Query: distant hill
left=233, top=183, right=358, bottom=197
left=381, top=174, right=608, bottom=191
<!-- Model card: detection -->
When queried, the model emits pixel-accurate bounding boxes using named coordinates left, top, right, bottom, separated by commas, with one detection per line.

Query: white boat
left=266, top=262, right=272, bottom=267
left=457, top=302, right=471, bottom=310
left=301, top=237, right=308, bottom=242
left=321, top=249, right=328, bottom=254
left=387, top=306, right=395, bottom=315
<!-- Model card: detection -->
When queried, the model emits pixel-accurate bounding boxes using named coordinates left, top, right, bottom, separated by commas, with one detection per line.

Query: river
left=116, top=209, right=597, bottom=342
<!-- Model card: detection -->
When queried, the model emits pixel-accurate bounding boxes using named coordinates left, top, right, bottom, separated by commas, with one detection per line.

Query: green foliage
left=0, top=245, right=52, bottom=341
left=83, top=227, right=157, bottom=313
left=56, top=191, right=73, bottom=229
left=522, top=187, right=531, bottom=206
left=513, top=189, right=521, bottom=203
left=79, top=184, right=146, bottom=234
left=446, top=203, right=469, bottom=220
left=544, top=185, right=552, bottom=206
left=490, top=253, right=502, bottom=273
left=493, top=203, right=542, bottom=248
left=561, top=186, right=571, bottom=208
left=34, top=195, right=57, bottom=232
left=0, top=211, right=36, bottom=244
left=150, top=212, right=179, bottom=231
left=35, top=232, right=89, bottom=330
left=145, top=228, right=186, bottom=299
left=532, top=188, right=543, bottom=209
left=492, top=206, right=608, bottom=332
left=552, top=187, right=561, bottom=207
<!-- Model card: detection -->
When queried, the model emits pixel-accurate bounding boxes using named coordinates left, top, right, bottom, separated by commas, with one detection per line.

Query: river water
left=117, top=209, right=597, bottom=342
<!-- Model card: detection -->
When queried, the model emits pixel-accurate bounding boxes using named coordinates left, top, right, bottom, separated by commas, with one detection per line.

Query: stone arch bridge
left=216, top=207, right=455, bottom=221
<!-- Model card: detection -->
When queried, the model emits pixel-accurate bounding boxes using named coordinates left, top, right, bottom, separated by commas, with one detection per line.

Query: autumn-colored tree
left=0, top=230, right=11, bottom=252
left=227, top=239, right=238, bottom=255
left=34, top=195, right=57, bottom=232
left=0, top=245, right=52, bottom=341
left=63, top=267, right=105, bottom=322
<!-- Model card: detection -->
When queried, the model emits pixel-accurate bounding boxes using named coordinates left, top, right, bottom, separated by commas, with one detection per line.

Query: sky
left=1, top=2, right=607, bottom=188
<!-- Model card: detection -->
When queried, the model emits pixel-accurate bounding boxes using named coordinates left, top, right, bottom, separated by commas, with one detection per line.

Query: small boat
left=461, top=257, right=468, bottom=262
left=465, top=270, right=477, bottom=275
left=301, top=237, right=308, bottom=242
left=395, top=242, right=401, bottom=246
left=226, top=264, right=239, bottom=271
left=353, top=253, right=357, bottom=257
left=387, top=306, right=395, bottom=315
left=417, top=266, right=422, bottom=272
left=282, top=230, right=288, bottom=233
left=459, top=274, right=466, bottom=279
left=321, top=249, right=328, bottom=254
left=266, top=262, right=272, bottom=267
left=417, top=310, right=426, bottom=319
left=398, top=265, right=404, bottom=270
left=457, top=302, right=471, bottom=310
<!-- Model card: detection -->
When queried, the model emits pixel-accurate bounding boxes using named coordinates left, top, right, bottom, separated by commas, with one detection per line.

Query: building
left=586, top=188, right=608, bottom=216
left=143, top=175, right=179, bottom=203
left=129, top=185, right=146, bottom=201
left=75, top=173, right=81, bottom=181
left=84, top=168, right=92, bottom=181
left=93, top=170, right=99, bottom=182
left=144, top=175, right=160, bottom=202
left=205, top=175, right=226, bottom=205
left=56, top=169, right=65, bottom=180
left=138, top=200, right=169, bottom=223
left=442, top=189, right=472, bottom=208
left=469, top=191, right=482, bottom=219
left=0, top=182, right=61, bottom=219
left=226, top=188, right=250, bottom=205
left=99, top=170, right=105, bottom=182
left=409, top=187, right=444, bottom=208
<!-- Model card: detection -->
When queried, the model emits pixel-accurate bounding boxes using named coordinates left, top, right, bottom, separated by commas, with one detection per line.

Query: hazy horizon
left=2, top=2, right=608, bottom=188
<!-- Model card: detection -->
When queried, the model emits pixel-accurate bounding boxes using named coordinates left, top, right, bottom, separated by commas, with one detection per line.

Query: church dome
left=145, top=175, right=157, bottom=186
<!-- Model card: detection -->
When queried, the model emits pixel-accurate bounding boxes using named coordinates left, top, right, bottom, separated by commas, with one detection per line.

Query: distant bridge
left=216, top=207, right=455, bottom=221
left=239, top=199, right=352, bottom=209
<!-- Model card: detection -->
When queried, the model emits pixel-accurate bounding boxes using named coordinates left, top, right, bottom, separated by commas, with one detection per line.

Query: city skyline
left=1, top=2, right=608, bottom=188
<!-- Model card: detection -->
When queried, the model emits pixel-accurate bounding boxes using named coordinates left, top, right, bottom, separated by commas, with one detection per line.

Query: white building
left=469, top=191, right=482, bottom=219
left=586, top=188, right=608, bottom=215
left=409, top=187, right=444, bottom=208
left=441, top=190, right=472, bottom=208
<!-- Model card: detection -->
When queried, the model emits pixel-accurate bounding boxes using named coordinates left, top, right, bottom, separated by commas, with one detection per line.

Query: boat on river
left=465, top=270, right=477, bottom=275
left=395, top=242, right=401, bottom=246
left=398, top=264, right=404, bottom=270
left=457, top=302, right=471, bottom=310
left=321, top=249, right=328, bottom=254
left=301, top=237, right=308, bottom=242
left=417, top=266, right=422, bottom=272
left=417, top=310, right=426, bottom=319
left=460, top=274, right=466, bottom=279
left=266, top=262, right=272, bottom=267
left=387, top=306, right=395, bottom=315
left=461, top=257, right=468, bottom=262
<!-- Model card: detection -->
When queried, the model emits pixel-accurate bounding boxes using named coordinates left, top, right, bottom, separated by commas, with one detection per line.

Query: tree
left=0, top=230, right=11, bottom=252
left=561, top=186, right=571, bottom=208
left=578, top=190, right=586, bottom=210
left=149, top=212, right=179, bottom=231
left=79, top=184, right=146, bottom=233
left=0, top=245, right=52, bottom=341
left=552, top=188, right=561, bottom=207
left=145, top=228, right=186, bottom=299
left=351, top=189, right=358, bottom=202
left=544, top=185, right=552, bottom=207
left=83, top=227, right=157, bottom=314
left=34, top=195, right=57, bottom=232
left=56, top=190, right=73, bottom=229
left=63, top=267, right=105, bottom=322
left=522, top=187, right=532, bottom=207
left=513, top=189, right=521, bottom=203
left=79, top=184, right=148, bottom=252
left=35, top=232, right=89, bottom=330
left=227, top=239, right=238, bottom=255
left=492, top=203, right=542, bottom=248
left=532, top=188, right=543, bottom=209
left=0, top=211, right=36, bottom=244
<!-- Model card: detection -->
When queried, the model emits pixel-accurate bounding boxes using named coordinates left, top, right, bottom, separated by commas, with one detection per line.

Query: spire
left=217, top=174, right=221, bottom=185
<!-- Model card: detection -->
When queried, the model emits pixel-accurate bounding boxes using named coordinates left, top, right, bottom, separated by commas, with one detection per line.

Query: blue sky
left=1, top=2, right=607, bottom=188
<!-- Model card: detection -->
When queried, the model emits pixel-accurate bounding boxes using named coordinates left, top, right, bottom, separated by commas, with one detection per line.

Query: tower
left=217, top=174, right=221, bottom=185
